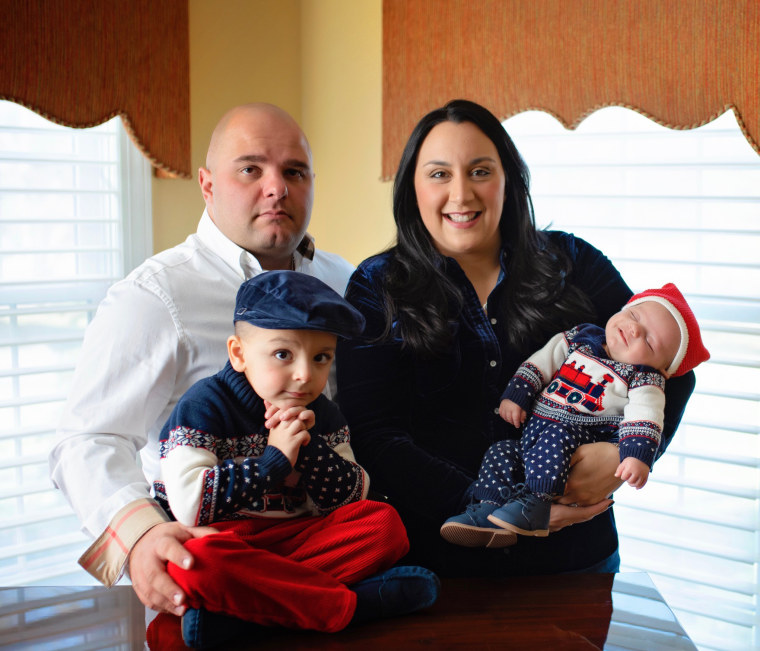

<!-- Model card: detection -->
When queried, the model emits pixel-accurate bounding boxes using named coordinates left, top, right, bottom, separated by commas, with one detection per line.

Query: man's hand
left=128, top=521, right=214, bottom=615
left=557, top=442, right=623, bottom=506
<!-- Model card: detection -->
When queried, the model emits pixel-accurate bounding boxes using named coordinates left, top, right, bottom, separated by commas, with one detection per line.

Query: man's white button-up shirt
left=49, top=210, right=354, bottom=585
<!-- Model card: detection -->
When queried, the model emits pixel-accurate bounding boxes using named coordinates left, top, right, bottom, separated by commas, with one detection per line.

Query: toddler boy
left=154, top=271, right=439, bottom=648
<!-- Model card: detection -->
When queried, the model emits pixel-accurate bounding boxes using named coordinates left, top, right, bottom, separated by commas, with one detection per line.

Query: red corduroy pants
left=167, top=500, right=409, bottom=633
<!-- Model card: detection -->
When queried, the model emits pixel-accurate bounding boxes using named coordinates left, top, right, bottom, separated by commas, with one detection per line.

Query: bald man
left=50, top=104, right=354, bottom=615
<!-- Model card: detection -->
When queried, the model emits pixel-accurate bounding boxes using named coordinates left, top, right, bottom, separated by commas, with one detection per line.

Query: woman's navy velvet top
left=336, top=232, right=694, bottom=576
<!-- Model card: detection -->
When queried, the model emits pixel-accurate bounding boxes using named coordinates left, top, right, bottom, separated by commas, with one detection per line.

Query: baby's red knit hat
left=626, top=283, right=710, bottom=377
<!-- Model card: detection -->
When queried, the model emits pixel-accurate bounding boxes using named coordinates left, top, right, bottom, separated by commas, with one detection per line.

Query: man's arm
left=77, top=498, right=209, bottom=616
left=50, top=281, right=182, bottom=537
left=49, top=280, right=198, bottom=611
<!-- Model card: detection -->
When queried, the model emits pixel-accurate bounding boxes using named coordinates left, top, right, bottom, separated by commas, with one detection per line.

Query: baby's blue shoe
left=487, top=492, right=551, bottom=536
left=440, top=502, right=518, bottom=548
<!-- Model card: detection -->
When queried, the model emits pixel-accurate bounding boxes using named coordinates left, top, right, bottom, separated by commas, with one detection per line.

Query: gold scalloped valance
left=382, top=0, right=759, bottom=179
left=0, top=0, right=190, bottom=178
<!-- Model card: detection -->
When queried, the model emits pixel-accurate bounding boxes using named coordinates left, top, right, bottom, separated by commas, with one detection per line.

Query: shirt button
left=490, top=318, right=497, bottom=325
left=493, top=408, right=499, bottom=415
left=489, top=360, right=497, bottom=367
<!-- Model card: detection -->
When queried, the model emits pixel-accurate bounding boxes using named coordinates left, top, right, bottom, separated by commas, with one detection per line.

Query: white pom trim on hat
left=625, top=295, right=688, bottom=377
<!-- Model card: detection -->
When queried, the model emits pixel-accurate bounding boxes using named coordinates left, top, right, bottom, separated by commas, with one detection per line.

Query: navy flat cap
left=234, top=271, right=365, bottom=338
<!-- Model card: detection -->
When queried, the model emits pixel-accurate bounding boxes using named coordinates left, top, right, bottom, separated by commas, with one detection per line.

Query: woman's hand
left=549, top=499, right=613, bottom=532
left=556, top=442, right=623, bottom=506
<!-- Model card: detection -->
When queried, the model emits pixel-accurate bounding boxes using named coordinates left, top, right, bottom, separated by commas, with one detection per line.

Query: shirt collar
left=197, top=209, right=316, bottom=281
left=440, top=243, right=510, bottom=277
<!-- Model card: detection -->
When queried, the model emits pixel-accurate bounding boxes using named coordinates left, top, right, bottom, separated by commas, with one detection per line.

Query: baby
left=441, top=283, right=709, bottom=547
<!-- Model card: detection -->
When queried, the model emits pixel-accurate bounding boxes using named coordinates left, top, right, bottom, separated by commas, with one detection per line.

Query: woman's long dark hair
left=383, top=99, right=595, bottom=357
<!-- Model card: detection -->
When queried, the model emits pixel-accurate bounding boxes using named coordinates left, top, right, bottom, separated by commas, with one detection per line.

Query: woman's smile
left=444, top=210, right=481, bottom=225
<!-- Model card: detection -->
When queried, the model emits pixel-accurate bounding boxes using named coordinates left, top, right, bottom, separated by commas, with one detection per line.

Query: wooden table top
left=0, top=572, right=697, bottom=650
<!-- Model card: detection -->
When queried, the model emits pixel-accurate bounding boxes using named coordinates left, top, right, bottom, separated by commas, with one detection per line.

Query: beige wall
left=151, top=0, right=395, bottom=266
left=300, top=0, right=395, bottom=264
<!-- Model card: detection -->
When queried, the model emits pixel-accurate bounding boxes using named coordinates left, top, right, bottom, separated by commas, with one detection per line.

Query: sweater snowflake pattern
left=501, top=324, right=666, bottom=469
left=153, top=361, right=369, bottom=526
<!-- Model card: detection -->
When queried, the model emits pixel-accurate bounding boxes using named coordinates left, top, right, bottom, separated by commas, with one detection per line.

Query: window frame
left=0, top=102, right=153, bottom=586
left=503, top=106, right=760, bottom=651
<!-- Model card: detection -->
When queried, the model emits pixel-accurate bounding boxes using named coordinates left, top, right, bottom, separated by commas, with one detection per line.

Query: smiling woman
left=336, top=99, right=695, bottom=585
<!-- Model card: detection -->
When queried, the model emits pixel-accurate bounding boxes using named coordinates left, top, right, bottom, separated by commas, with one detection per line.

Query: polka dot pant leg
left=470, top=439, right=525, bottom=503
left=522, top=417, right=597, bottom=497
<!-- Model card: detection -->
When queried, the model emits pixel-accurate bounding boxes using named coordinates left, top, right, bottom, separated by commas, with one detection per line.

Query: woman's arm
left=557, top=442, right=623, bottom=505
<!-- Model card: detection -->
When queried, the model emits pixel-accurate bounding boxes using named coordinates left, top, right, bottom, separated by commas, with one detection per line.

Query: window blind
left=505, top=107, right=760, bottom=651
left=0, top=101, right=151, bottom=585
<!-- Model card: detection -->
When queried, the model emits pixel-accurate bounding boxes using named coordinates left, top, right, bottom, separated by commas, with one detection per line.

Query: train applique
left=545, top=360, right=614, bottom=412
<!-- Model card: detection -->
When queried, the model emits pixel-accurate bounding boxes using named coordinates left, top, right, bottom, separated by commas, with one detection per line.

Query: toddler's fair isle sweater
left=154, top=361, right=368, bottom=526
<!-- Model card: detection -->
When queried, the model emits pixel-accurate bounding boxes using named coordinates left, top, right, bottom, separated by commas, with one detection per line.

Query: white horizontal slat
left=0, top=451, right=50, bottom=470
left=0, top=302, right=100, bottom=317
left=642, top=475, right=757, bottom=500
left=0, top=531, right=87, bottom=562
left=696, top=388, right=760, bottom=402
left=0, top=558, right=96, bottom=588
left=0, top=153, right=118, bottom=164
left=679, top=417, right=760, bottom=436
left=0, top=189, right=119, bottom=200
left=664, top=445, right=760, bottom=469
left=614, top=497, right=757, bottom=534
left=0, top=216, right=119, bottom=223
left=2, top=246, right=120, bottom=255
left=0, top=425, right=54, bottom=440
left=615, top=512, right=756, bottom=562
left=0, top=362, right=76, bottom=380
left=0, top=481, right=61, bottom=501
left=0, top=278, right=117, bottom=305
left=0, top=392, right=68, bottom=409
left=0, top=507, right=79, bottom=531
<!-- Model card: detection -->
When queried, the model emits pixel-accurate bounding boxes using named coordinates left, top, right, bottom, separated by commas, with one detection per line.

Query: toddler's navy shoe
left=487, top=492, right=551, bottom=536
left=350, top=565, right=440, bottom=626
left=440, top=502, right=518, bottom=548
